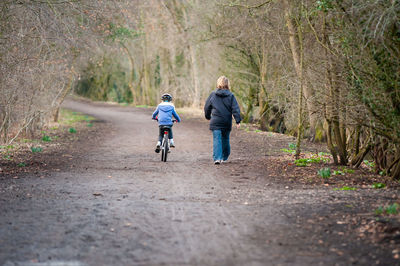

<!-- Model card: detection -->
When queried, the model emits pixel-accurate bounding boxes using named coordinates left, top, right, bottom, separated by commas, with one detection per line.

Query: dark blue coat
left=204, top=89, right=241, bottom=130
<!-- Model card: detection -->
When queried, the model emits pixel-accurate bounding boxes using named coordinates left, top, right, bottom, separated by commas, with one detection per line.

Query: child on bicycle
left=152, top=93, right=181, bottom=153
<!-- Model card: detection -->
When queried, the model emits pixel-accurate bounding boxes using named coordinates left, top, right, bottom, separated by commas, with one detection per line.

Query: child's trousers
left=158, top=125, right=173, bottom=142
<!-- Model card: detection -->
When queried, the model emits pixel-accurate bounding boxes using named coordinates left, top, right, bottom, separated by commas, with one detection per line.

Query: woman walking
left=204, top=76, right=241, bottom=164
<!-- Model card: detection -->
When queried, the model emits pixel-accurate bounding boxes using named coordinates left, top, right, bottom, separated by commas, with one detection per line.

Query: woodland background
left=1, top=0, right=399, bottom=178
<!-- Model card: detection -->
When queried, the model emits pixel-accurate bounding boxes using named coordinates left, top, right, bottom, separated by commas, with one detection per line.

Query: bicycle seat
left=159, top=125, right=172, bottom=129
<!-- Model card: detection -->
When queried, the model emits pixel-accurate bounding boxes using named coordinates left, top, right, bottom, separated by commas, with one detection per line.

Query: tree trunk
left=388, top=148, right=400, bottom=179
left=258, top=45, right=269, bottom=131
left=162, top=1, right=200, bottom=107
left=142, top=32, right=151, bottom=105
left=283, top=0, right=304, bottom=158
left=243, top=86, right=257, bottom=123
left=284, top=0, right=318, bottom=141
left=321, top=13, right=348, bottom=165
left=53, top=67, right=75, bottom=122
left=121, top=42, right=137, bottom=105
left=350, top=143, right=372, bottom=168
left=325, top=120, right=339, bottom=164
left=188, top=43, right=200, bottom=108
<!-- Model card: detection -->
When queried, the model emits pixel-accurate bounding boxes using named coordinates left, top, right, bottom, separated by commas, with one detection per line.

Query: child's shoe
left=170, top=139, right=175, bottom=148
left=155, top=141, right=161, bottom=153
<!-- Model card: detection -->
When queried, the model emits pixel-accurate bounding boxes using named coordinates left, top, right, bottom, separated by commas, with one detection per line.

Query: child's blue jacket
left=152, top=102, right=181, bottom=126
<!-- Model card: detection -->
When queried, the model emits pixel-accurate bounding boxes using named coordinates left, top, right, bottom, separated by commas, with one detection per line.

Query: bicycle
left=153, top=119, right=176, bottom=162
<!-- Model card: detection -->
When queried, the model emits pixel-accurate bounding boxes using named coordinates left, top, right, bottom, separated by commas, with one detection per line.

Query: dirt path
left=0, top=99, right=398, bottom=265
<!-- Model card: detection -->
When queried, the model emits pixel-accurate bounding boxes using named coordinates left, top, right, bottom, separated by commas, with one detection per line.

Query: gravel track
left=0, top=99, right=398, bottom=266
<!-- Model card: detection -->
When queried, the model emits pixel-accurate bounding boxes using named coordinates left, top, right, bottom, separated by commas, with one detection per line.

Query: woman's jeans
left=212, top=129, right=231, bottom=161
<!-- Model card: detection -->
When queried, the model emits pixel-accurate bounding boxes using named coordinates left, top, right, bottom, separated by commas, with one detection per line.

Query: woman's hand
left=236, top=123, right=241, bottom=129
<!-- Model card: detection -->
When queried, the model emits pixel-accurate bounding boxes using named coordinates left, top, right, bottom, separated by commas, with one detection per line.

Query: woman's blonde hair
left=216, top=76, right=230, bottom=90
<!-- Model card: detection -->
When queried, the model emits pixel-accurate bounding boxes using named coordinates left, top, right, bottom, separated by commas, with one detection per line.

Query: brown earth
left=1, top=98, right=399, bottom=266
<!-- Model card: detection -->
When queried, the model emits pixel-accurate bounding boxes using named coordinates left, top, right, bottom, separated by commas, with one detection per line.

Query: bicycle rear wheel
left=161, top=134, right=169, bottom=162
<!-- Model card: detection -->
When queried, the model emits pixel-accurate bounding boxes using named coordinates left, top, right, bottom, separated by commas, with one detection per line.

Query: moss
left=315, top=127, right=324, bottom=142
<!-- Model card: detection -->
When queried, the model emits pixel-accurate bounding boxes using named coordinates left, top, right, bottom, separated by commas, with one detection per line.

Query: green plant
left=288, top=143, right=296, bottom=150
left=316, top=0, right=334, bottom=12
left=3, top=155, right=12, bottom=161
left=318, top=167, right=331, bottom=178
left=333, top=186, right=357, bottom=191
left=375, top=206, right=384, bottom=215
left=294, top=157, right=327, bottom=167
left=372, top=183, right=386, bottom=189
left=42, top=135, right=52, bottom=142
left=31, top=147, right=43, bottom=153
left=386, top=203, right=399, bottom=215
left=331, top=167, right=355, bottom=175
left=69, top=127, right=77, bottom=133
left=135, top=105, right=148, bottom=108
left=295, top=160, right=308, bottom=167
left=375, top=203, right=399, bottom=215
left=87, top=123, right=93, bottom=127
left=333, top=170, right=345, bottom=176
left=17, top=162, right=26, bottom=167
left=255, top=129, right=261, bottom=133
left=60, top=109, right=95, bottom=125
left=363, top=160, right=375, bottom=169
left=280, top=148, right=296, bottom=154
left=342, top=168, right=355, bottom=174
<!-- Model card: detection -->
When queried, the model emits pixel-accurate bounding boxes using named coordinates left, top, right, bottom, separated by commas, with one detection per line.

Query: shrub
left=371, top=183, right=386, bottom=189
left=288, top=143, right=296, bottom=149
left=375, top=203, right=399, bottom=215
left=31, top=147, right=43, bottom=153
left=318, top=167, right=331, bottom=178
left=42, top=135, right=52, bottom=142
